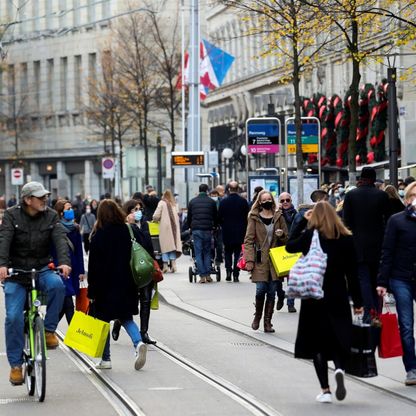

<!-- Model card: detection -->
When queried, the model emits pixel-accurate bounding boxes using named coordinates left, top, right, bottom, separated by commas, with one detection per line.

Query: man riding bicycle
left=0, top=182, right=71, bottom=385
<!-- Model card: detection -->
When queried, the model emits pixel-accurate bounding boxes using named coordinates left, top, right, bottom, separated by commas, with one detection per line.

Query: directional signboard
left=172, top=151, right=205, bottom=167
left=246, top=118, right=281, bottom=154
left=287, top=123, right=319, bottom=154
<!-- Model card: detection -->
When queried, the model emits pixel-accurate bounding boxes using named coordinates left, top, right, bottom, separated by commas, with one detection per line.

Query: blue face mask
left=63, top=209, right=75, bottom=221
left=134, top=210, right=143, bottom=222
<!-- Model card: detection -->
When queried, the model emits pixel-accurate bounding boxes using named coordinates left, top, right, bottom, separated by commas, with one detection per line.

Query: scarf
left=282, top=205, right=296, bottom=225
left=60, top=219, right=76, bottom=232
left=163, top=198, right=178, bottom=248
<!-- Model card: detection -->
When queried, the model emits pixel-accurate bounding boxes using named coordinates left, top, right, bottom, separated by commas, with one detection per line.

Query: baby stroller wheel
left=216, top=266, right=221, bottom=282
left=188, top=266, right=194, bottom=283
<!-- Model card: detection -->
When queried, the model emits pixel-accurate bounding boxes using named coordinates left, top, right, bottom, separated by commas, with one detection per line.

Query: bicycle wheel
left=33, top=316, right=46, bottom=402
left=23, top=328, right=35, bottom=396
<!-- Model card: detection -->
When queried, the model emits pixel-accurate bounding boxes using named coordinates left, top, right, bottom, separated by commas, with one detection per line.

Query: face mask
left=261, top=201, right=273, bottom=210
left=399, top=190, right=405, bottom=197
left=86, top=208, right=91, bottom=214
left=134, top=210, right=143, bottom=222
left=211, top=196, right=218, bottom=202
left=334, top=192, right=340, bottom=198
left=338, top=187, right=345, bottom=194
left=63, top=209, right=75, bottom=221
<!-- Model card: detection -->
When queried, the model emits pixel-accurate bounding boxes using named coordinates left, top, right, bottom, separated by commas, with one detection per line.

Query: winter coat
left=244, top=208, right=288, bottom=282
left=0, top=205, right=70, bottom=269
left=378, top=208, right=416, bottom=288
left=187, top=193, right=218, bottom=231
left=218, top=193, right=249, bottom=246
left=289, top=204, right=313, bottom=238
left=386, top=197, right=404, bottom=220
left=87, top=223, right=154, bottom=322
left=153, top=200, right=182, bottom=256
left=343, top=184, right=390, bottom=263
left=286, top=218, right=363, bottom=360
left=143, top=195, right=160, bottom=221
left=80, top=212, right=96, bottom=234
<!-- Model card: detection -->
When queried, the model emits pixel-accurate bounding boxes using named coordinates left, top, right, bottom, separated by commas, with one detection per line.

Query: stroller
left=181, top=229, right=221, bottom=283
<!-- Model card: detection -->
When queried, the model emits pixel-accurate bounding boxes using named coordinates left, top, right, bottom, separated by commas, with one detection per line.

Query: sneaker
left=316, top=392, right=332, bottom=403
left=45, top=331, right=59, bottom=349
left=288, top=305, right=297, bottom=313
left=199, top=276, right=206, bottom=284
left=405, top=369, right=416, bottom=386
left=112, top=319, right=122, bottom=341
left=96, top=360, right=112, bottom=370
left=335, top=369, right=347, bottom=400
left=134, top=342, right=147, bottom=370
left=9, top=366, right=24, bottom=385
left=206, top=275, right=213, bottom=283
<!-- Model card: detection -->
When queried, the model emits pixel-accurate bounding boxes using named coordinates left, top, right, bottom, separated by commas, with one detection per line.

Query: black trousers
left=83, top=233, right=91, bottom=253
left=224, top=244, right=242, bottom=272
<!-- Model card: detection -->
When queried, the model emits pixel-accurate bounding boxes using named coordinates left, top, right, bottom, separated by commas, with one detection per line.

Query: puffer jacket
left=187, top=193, right=218, bottom=231
left=244, top=208, right=288, bottom=282
left=0, top=205, right=70, bottom=270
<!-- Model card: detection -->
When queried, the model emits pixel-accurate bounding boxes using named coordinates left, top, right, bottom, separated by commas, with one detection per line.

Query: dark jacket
left=87, top=223, right=154, bottom=322
left=187, top=193, right=218, bottom=231
left=218, top=193, right=249, bottom=246
left=378, top=208, right=416, bottom=288
left=0, top=205, right=70, bottom=270
left=286, top=218, right=362, bottom=359
left=143, top=195, right=160, bottom=222
left=386, top=197, right=405, bottom=220
left=289, top=203, right=313, bottom=238
left=343, top=184, right=390, bottom=263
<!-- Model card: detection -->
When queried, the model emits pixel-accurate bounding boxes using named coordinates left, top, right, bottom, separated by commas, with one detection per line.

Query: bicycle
left=7, top=265, right=60, bottom=402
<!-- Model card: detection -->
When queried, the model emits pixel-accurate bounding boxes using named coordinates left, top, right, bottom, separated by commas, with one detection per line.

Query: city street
left=0, top=256, right=415, bottom=415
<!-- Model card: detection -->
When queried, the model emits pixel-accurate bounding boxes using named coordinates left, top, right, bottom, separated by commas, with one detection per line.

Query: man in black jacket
left=187, top=184, right=218, bottom=283
left=218, top=181, right=249, bottom=282
left=343, top=167, right=389, bottom=322
left=0, top=182, right=71, bottom=385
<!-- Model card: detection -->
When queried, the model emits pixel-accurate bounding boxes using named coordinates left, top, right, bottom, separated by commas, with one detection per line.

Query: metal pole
left=157, top=134, right=162, bottom=195
left=181, top=0, right=186, bottom=147
left=388, top=67, right=399, bottom=188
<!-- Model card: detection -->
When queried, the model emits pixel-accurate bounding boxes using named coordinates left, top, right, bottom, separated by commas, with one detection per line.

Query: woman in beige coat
left=153, top=189, right=182, bottom=273
left=244, top=190, right=288, bottom=333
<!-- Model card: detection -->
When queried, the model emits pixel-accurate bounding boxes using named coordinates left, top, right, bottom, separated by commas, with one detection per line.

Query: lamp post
left=222, top=147, right=234, bottom=183
left=387, top=67, right=399, bottom=188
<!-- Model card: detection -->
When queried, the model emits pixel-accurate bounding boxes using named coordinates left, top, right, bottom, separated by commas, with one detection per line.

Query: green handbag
left=126, top=224, right=154, bottom=289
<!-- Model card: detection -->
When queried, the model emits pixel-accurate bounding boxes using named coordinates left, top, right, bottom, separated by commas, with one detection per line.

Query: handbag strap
left=126, top=223, right=137, bottom=243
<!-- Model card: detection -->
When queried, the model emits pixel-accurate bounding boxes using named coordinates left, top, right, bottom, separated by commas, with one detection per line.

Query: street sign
left=287, top=123, right=319, bottom=154
left=208, top=151, right=218, bottom=168
left=102, top=157, right=115, bottom=179
left=246, top=118, right=280, bottom=154
left=11, top=168, right=24, bottom=185
left=172, top=152, right=205, bottom=167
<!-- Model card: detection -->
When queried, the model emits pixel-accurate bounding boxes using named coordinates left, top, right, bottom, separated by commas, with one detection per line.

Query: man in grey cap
left=0, top=181, right=71, bottom=386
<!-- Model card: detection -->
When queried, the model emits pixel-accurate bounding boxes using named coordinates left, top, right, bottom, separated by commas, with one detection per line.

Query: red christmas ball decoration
left=367, top=152, right=375, bottom=164
left=356, top=154, right=361, bottom=163
left=370, top=137, right=377, bottom=147
left=336, top=158, right=343, bottom=167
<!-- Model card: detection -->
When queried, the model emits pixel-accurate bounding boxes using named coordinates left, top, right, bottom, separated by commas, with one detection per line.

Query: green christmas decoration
left=336, top=93, right=350, bottom=168
left=324, top=94, right=341, bottom=166
left=355, top=84, right=373, bottom=165
left=369, top=79, right=388, bottom=162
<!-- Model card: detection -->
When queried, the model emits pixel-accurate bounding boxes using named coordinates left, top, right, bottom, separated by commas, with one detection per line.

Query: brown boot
left=9, top=366, right=23, bottom=385
left=251, top=295, right=265, bottom=330
left=45, top=331, right=59, bottom=349
left=162, top=262, right=169, bottom=273
left=264, top=300, right=275, bottom=333
left=171, top=260, right=177, bottom=273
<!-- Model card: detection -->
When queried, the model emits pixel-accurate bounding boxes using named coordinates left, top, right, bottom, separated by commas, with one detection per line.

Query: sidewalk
left=159, top=256, right=416, bottom=404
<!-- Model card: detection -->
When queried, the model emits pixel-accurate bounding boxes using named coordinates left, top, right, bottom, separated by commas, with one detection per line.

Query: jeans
left=224, top=244, right=241, bottom=273
left=4, top=267, right=65, bottom=367
left=215, top=228, right=224, bottom=264
left=390, top=278, right=416, bottom=372
left=102, top=319, right=141, bottom=361
left=357, top=262, right=380, bottom=323
left=256, top=280, right=278, bottom=302
left=276, top=280, right=294, bottom=307
left=162, top=251, right=177, bottom=263
left=193, top=230, right=212, bottom=276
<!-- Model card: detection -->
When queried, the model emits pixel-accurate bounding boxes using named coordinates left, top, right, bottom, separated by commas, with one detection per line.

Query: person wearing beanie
left=343, top=167, right=390, bottom=323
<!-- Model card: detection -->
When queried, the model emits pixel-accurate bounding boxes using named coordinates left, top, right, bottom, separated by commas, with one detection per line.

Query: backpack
left=126, top=224, right=154, bottom=289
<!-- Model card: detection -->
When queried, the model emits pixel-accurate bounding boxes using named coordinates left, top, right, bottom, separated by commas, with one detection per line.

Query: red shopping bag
left=236, top=244, right=247, bottom=271
left=378, top=310, right=403, bottom=358
left=76, top=280, right=89, bottom=313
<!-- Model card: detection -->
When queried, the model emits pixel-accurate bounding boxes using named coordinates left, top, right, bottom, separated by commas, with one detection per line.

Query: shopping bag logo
left=76, top=328, right=94, bottom=340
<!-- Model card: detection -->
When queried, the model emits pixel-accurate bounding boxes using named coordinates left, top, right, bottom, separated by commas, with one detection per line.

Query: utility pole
left=157, top=133, right=162, bottom=195
left=387, top=67, right=399, bottom=188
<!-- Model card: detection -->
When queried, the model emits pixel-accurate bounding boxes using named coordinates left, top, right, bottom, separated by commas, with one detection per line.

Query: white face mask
left=86, top=208, right=91, bottom=213
left=211, top=196, right=218, bottom=202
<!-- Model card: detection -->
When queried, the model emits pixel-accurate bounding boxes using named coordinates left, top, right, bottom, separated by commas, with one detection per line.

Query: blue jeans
left=193, top=230, right=212, bottom=277
left=162, top=251, right=177, bottom=263
left=276, top=280, right=294, bottom=307
left=102, top=319, right=141, bottom=361
left=390, top=278, right=416, bottom=372
left=357, top=262, right=379, bottom=323
left=4, top=268, right=65, bottom=367
left=256, top=280, right=278, bottom=302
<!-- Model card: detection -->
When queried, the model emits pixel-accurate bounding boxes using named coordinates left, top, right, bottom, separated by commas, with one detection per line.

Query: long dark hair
left=91, top=199, right=126, bottom=237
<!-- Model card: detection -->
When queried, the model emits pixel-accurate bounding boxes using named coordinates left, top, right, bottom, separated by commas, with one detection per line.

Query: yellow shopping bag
left=151, top=283, right=159, bottom=310
left=148, top=221, right=160, bottom=236
left=269, top=246, right=302, bottom=277
left=64, top=311, right=110, bottom=358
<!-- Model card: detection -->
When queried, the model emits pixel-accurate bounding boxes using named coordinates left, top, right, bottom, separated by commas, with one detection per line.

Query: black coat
left=378, top=208, right=416, bottom=288
left=218, top=193, right=249, bottom=246
left=343, top=184, right=390, bottom=263
left=286, top=218, right=362, bottom=360
left=187, top=193, right=218, bottom=231
left=88, top=223, right=154, bottom=322
left=386, top=197, right=405, bottom=220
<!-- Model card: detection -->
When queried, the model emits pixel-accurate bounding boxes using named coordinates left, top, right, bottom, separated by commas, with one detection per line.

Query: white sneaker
left=316, top=392, right=332, bottom=403
left=134, top=342, right=147, bottom=370
left=96, top=360, right=112, bottom=369
left=335, top=369, right=346, bottom=400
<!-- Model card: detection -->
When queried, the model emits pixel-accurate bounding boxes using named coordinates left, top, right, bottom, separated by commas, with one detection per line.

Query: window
left=88, top=53, right=96, bottom=105
left=74, top=55, right=82, bottom=109
left=73, top=0, right=80, bottom=26
left=60, top=57, right=68, bottom=111
left=32, top=0, right=40, bottom=32
left=47, top=59, right=54, bottom=111
left=33, top=61, right=41, bottom=111
left=46, top=0, right=53, bottom=29
left=59, top=0, right=67, bottom=27
left=20, top=63, right=28, bottom=112
left=87, top=0, right=95, bottom=23
left=8, top=65, right=15, bottom=117
left=102, top=0, right=110, bottom=19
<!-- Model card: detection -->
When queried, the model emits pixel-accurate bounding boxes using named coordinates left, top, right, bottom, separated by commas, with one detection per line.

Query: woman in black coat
left=286, top=201, right=363, bottom=404
left=88, top=199, right=151, bottom=371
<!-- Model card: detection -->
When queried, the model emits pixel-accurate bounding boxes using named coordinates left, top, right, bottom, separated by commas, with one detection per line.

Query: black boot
left=112, top=319, right=121, bottom=341
left=226, top=270, right=232, bottom=281
left=252, top=295, right=265, bottom=330
left=140, top=282, right=157, bottom=345
left=233, top=269, right=240, bottom=282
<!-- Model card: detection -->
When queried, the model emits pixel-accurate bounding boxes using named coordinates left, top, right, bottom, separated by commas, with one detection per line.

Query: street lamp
left=222, top=148, right=234, bottom=182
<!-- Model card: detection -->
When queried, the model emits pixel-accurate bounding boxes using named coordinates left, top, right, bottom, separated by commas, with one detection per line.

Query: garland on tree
left=300, top=97, right=318, bottom=164
left=336, top=93, right=351, bottom=168
left=355, top=84, right=372, bottom=165
left=369, top=79, right=388, bottom=162
left=324, top=94, right=341, bottom=166
left=310, top=93, right=326, bottom=165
